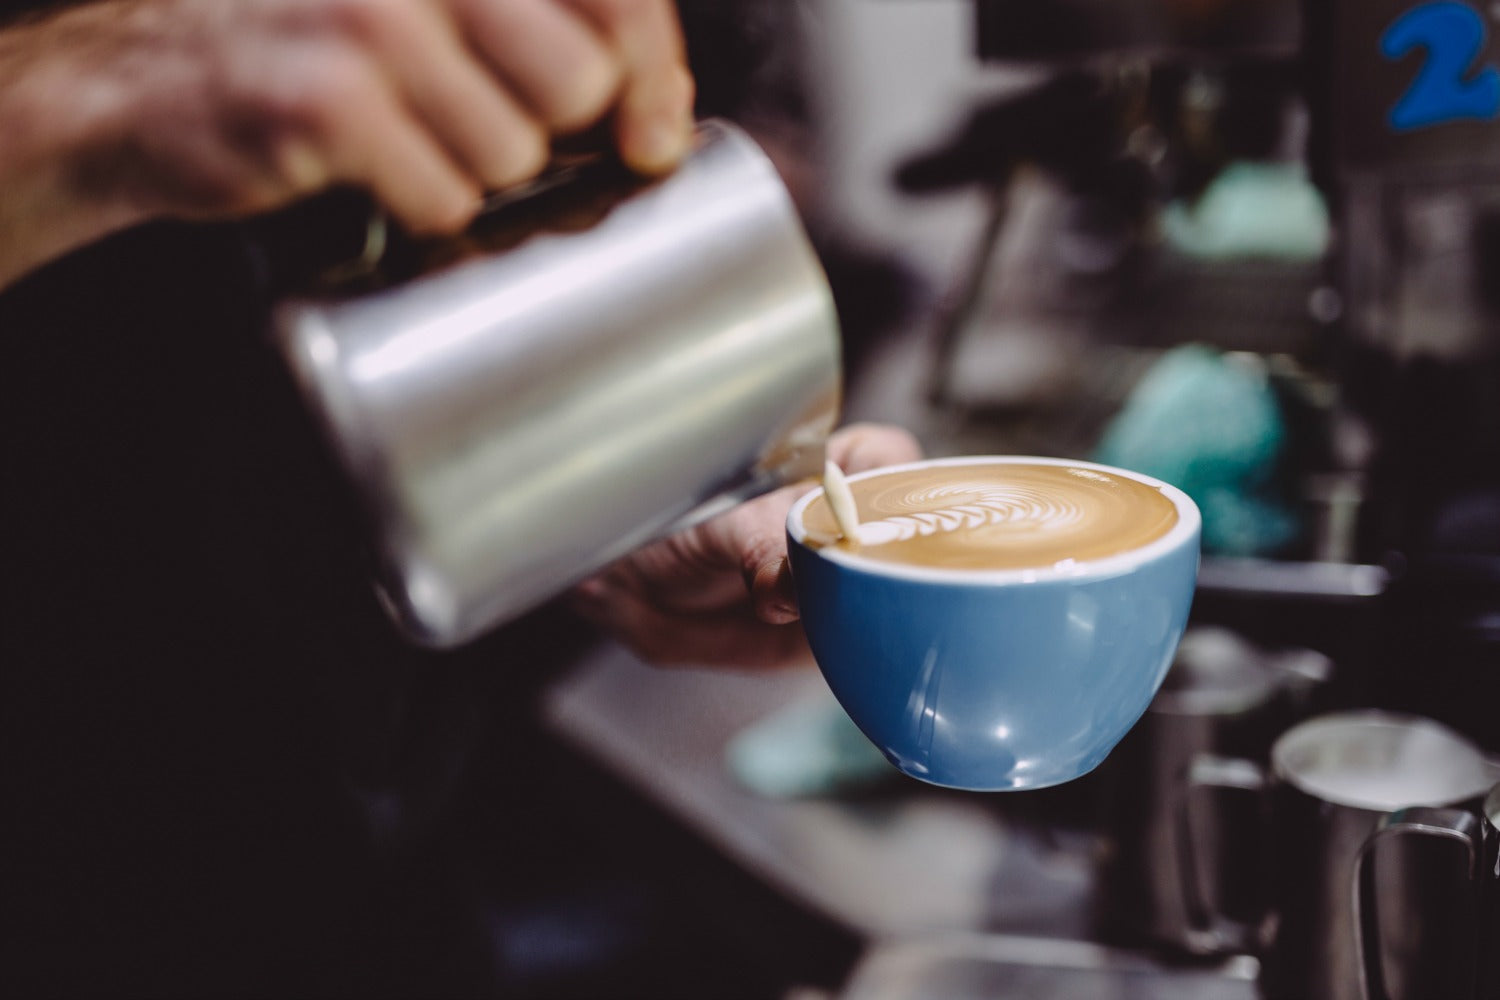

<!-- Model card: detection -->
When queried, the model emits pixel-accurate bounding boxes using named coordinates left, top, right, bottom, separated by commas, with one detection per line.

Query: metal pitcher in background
left=1353, top=782, right=1500, bottom=1000
left=1137, top=709, right=1498, bottom=999
left=271, top=120, right=842, bottom=647
left=1257, top=713, right=1498, bottom=1000
left=1483, top=786, right=1500, bottom=1000
left=1098, top=626, right=1331, bottom=955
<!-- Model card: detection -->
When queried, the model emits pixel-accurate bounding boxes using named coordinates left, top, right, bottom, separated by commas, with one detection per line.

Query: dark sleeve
left=0, top=216, right=531, bottom=996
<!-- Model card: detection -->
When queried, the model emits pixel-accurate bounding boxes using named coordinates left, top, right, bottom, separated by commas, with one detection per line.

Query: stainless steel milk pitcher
left=271, top=120, right=842, bottom=647
left=1354, top=781, right=1500, bottom=1000
left=1099, top=626, right=1332, bottom=955
left=1258, top=713, right=1499, bottom=1000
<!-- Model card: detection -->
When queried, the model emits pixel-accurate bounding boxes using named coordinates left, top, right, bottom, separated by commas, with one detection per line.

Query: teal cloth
left=1162, top=161, right=1330, bottom=261
left=1095, top=344, right=1299, bottom=557
left=725, top=689, right=896, bottom=798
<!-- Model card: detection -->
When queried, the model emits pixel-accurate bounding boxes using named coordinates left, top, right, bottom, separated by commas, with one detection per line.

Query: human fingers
left=595, top=531, right=750, bottom=614
left=583, top=424, right=926, bottom=629
left=451, top=0, right=622, bottom=134
left=300, top=50, right=481, bottom=233
left=730, top=424, right=925, bottom=623
left=344, top=0, right=554, bottom=190
left=562, top=0, right=694, bottom=173
left=702, top=487, right=804, bottom=626
left=585, top=491, right=798, bottom=625
left=571, top=577, right=813, bottom=669
left=827, top=422, right=925, bottom=475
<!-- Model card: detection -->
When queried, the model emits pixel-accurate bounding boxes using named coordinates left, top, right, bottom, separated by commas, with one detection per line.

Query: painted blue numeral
left=1382, top=1, right=1500, bottom=130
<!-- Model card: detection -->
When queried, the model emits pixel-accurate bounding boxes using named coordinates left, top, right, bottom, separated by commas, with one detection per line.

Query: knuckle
left=325, top=0, right=404, bottom=44
left=670, top=529, right=722, bottom=581
left=265, top=132, right=328, bottom=193
left=834, top=422, right=924, bottom=471
left=546, top=55, right=621, bottom=131
left=625, top=543, right=680, bottom=591
left=276, top=58, right=366, bottom=137
left=738, top=535, right=780, bottom=584
left=229, top=75, right=352, bottom=187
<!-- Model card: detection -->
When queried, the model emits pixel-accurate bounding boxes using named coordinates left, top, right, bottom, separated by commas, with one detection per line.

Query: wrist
left=0, top=9, right=152, bottom=289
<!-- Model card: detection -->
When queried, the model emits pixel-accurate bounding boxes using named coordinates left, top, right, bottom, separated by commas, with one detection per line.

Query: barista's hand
left=0, top=0, right=693, bottom=287
left=572, top=423, right=923, bottom=669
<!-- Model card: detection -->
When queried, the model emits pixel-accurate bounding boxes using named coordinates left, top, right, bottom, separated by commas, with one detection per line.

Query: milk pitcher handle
left=1180, top=754, right=1268, bottom=954
left=1353, top=806, right=1482, bottom=1000
left=325, top=152, right=624, bottom=282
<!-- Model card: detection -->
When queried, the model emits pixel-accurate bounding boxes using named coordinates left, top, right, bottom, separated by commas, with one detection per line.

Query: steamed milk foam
left=801, top=462, right=1178, bottom=570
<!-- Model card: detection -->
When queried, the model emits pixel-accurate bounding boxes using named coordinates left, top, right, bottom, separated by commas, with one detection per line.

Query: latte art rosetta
left=801, top=463, right=1179, bottom=570
left=853, top=482, right=1085, bottom=545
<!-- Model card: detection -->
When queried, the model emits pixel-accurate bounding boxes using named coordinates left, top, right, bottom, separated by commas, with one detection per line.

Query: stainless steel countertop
left=841, top=935, right=1258, bottom=1000
left=541, top=641, right=1262, bottom=998
left=543, top=641, right=1022, bottom=938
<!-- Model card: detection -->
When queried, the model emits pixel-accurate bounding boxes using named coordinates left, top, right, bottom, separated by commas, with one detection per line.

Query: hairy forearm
left=0, top=4, right=155, bottom=289
left=0, top=0, right=694, bottom=293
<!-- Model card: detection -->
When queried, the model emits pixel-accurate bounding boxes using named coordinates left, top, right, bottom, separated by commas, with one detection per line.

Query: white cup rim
left=786, top=455, right=1201, bottom=585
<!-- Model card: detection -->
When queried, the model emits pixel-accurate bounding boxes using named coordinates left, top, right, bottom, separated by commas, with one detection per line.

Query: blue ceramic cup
left=786, top=456, right=1201, bottom=791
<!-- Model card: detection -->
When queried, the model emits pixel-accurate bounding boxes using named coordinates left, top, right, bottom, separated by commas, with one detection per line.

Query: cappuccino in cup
left=799, top=462, right=1180, bottom=570
left=787, top=457, right=1200, bottom=791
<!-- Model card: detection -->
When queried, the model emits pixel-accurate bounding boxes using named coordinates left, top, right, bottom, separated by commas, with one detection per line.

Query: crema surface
left=802, top=463, right=1179, bottom=570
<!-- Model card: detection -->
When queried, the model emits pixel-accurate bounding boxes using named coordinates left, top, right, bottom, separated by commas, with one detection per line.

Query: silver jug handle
left=318, top=209, right=390, bottom=284
left=1180, top=754, right=1269, bottom=955
left=1267, top=645, right=1335, bottom=716
left=1353, top=806, right=1482, bottom=1000
left=322, top=151, right=623, bottom=283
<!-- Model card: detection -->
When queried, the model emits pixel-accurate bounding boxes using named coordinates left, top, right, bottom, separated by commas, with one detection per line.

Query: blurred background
left=467, top=1, right=1500, bottom=997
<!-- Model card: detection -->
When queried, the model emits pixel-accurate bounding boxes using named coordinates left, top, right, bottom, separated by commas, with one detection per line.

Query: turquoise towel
left=725, top=689, right=896, bottom=799
left=1095, top=344, right=1299, bottom=556
left=1162, top=161, right=1330, bottom=261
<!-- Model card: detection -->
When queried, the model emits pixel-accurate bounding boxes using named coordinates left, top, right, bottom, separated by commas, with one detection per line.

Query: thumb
left=747, top=554, right=799, bottom=626
left=702, top=423, right=922, bottom=625
left=703, top=487, right=802, bottom=625
left=827, top=422, right=924, bottom=474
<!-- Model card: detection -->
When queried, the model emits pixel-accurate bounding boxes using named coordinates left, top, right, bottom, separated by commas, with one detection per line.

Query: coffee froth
left=801, top=462, right=1178, bottom=570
